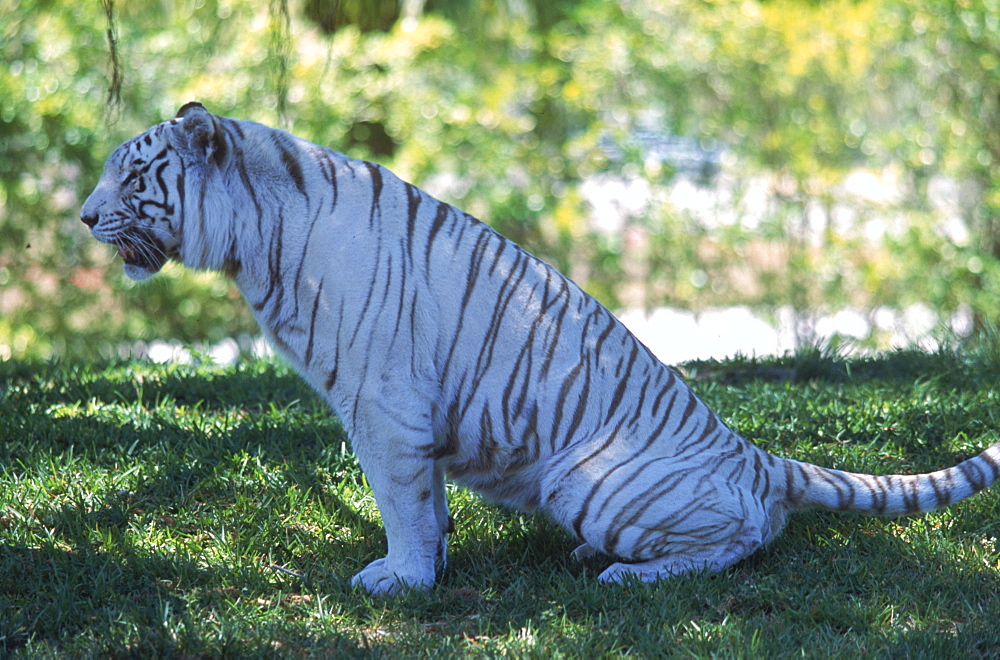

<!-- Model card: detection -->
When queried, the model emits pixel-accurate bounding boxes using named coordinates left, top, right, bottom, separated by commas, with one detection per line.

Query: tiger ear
left=175, top=101, right=206, bottom=118
left=170, top=102, right=228, bottom=167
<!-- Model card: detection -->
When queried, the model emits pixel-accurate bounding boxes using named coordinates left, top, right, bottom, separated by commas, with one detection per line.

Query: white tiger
left=81, top=102, right=1000, bottom=595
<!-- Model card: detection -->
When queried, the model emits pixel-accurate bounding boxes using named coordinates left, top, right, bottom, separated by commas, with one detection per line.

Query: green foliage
left=4, top=0, right=1000, bottom=359
left=1, top=353, right=999, bottom=654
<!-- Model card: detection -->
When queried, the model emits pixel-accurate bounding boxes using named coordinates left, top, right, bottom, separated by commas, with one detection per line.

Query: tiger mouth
left=112, top=229, right=170, bottom=273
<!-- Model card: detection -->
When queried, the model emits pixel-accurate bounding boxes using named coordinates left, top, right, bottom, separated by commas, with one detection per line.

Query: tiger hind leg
left=595, top=533, right=761, bottom=583
left=542, top=439, right=779, bottom=584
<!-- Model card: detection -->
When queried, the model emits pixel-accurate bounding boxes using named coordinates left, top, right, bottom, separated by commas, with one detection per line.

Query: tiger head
left=81, top=102, right=231, bottom=281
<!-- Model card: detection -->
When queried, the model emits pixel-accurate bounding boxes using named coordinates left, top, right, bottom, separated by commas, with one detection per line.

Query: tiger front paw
left=350, top=557, right=436, bottom=596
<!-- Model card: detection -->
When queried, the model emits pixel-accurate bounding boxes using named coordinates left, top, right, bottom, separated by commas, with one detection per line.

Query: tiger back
left=81, top=103, right=1000, bottom=594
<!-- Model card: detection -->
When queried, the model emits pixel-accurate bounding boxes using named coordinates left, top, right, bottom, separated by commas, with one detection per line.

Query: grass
left=1, top=349, right=999, bottom=656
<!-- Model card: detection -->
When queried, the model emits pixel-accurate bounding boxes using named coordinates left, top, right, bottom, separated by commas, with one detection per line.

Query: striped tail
left=784, top=440, right=1000, bottom=515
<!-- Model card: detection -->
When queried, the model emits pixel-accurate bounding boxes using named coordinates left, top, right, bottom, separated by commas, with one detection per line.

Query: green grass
left=1, top=350, right=999, bottom=657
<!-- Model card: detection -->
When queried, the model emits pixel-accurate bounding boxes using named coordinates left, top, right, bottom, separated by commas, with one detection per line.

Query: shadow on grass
left=0, top=541, right=370, bottom=656
left=0, top=364, right=391, bottom=654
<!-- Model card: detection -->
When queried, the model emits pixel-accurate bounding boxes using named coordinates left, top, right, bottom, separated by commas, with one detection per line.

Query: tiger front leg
left=348, top=412, right=449, bottom=595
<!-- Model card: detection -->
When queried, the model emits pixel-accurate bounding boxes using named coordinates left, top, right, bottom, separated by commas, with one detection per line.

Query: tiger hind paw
left=597, top=551, right=742, bottom=583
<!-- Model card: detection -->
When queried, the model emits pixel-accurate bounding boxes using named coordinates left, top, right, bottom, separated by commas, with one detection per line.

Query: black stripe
left=536, top=276, right=571, bottom=382
left=348, top=248, right=384, bottom=350
left=292, top=161, right=338, bottom=317
left=324, top=300, right=343, bottom=391
left=785, top=461, right=806, bottom=507
left=231, top=145, right=264, bottom=236
left=222, top=226, right=241, bottom=277
left=405, top=183, right=421, bottom=262
left=364, top=161, right=383, bottom=228
left=569, top=417, right=629, bottom=538
left=254, top=209, right=286, bottom=317
left=471, top=251, right=530, bottom=383
left=959, top=461, right=987, bottom=492
left=439, top=232, right=494, bottom=381
left=815, top=469, right=856, bottom=511
left=902, top=478, right=921, bottom=514
left=650, top=370, right=677, bottom=417
left=393, top=258, right=409, bottom=342
left=980, top=450, right=1000, bottom=479
left=291, top=205, right=323, bottom=318
left=304, top=278, right=325, bottom=366
left=152, top=152, right=171, bottom=203
left=592, top=315, right=617, bottom=362
left=603, top=464, right=693, bottom=552
left=752, top=452, right=771, bottom=501
left=569, top=391, right=681, bottom=523
left=675, top=411, right=719, bottom=455
left=549, top=361, right=584, bottom=441
left=871, top=475, right=888, bottom=514
left=628, top=380, right=649, bottom=428
left=425, top=202, right=450, bottom=269
left=562, top=365, right=592, bottom=445
left=196, top=172, right=210, bottom=263
left=379, top=251, right=409, bottom=345
left=211, top=122, right=229, bottom=166
left=928, top=473, right=952, bottom=508
left=501, top=336, right=535, bottom=431
left=174, top=164, right=186, bottom=244
left=674, top=394, right=699, bottom=437
left=604, top=343, right=639, bottom=424
left=317, top=149, right=338, bottom=186
left=274, top=134, right=307, bottom=195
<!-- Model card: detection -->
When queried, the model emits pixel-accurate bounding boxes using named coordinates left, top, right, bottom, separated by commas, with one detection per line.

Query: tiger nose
left=81, top=213, right=99, bottom=228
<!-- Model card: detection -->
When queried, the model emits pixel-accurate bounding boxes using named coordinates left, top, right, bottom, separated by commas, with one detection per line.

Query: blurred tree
left=3, top=0, right=1000, bottom=360
left=882, top=0, right=1000, bottom=331
left=304, top=0, right=401, bottom=35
